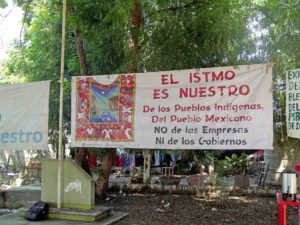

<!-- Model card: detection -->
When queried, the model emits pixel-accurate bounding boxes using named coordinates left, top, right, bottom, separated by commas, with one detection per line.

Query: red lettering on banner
left=197, top=87, right=204, bottom=97
left=189, top=70, right=236, bottom=83
left=211, top=71, right=224, bottom=81
left=161, top=74, right=179, bottom=85
left=228, top=85, right=238, bottom=96
left=143, top=105, right=155, bottom=112
left=208, top=86, right=216, bottom=96
left=179, top=85, right=250, bottom=98
left=189, top=72, right=201, bottom=83
left=153, top=89, right=169, bottom=99
left=202, top=71, right=210, bottom=82
left=240, top=85, right=250, bottom=95
left=225, top=70, right=235, bottom=80
left=153, top=89, right=160, bottom=99
left=219, top=86, right=226, bottom=96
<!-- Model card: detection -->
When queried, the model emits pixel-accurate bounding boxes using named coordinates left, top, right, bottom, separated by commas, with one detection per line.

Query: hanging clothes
left=87, top=151, right=97, bottom=168
left=164, top=153, right=172, bottom=167
left=135, top=154, right=144, bottom=167
left=171, top=152, right=176, bottom=167
left=82, top=149, right=92, bottom=176
left=112, top=155, right=119, bottom=167
left=124, top=152, right=130, bottom=168
left=130, top=154, right=135, bottom=170
left=160, top=153, right=164, bottom=167
left=119, top=154, right=125, bottom=168
left=153, top=150, right=160, bottom=167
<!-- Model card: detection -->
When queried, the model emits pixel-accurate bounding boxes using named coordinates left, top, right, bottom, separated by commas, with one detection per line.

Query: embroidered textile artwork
left=75, top=75, right=135, bottom=142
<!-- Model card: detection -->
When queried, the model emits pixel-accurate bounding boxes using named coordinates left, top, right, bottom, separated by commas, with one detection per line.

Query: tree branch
left=74, top=28, right=88, bottom=75
left=148, top=0, right=209, bottom=17
left=0, top=8, right=12, bottom=26
left=70, top=6, right=88, bottom=75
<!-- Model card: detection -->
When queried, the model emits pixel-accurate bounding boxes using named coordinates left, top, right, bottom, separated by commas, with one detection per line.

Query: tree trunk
left=96, top=149, right=115, bottom=197
left=208, top=155, right=214, bottom=175
left=6, top=154, right=11, bottom=175
left=74, top=28, right=88, bottom=75
left=129, top=0, right=150, bottom=185
left=71, top=6, right=88, bottom=76
left=73, top=0, right=142, bottom=198
left=128, top=0, right=142, bottom=73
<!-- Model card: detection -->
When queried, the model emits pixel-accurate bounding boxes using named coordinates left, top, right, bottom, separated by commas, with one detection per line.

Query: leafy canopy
left=2, top=0, right=300, bottom=148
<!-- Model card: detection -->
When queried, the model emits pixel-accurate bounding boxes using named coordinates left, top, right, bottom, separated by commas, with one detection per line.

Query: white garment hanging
left=154, top=150, right=160, bottom=167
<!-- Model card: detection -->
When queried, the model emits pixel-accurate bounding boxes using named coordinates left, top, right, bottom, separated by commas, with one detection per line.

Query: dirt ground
left=98, top=191, right=299, bottom=225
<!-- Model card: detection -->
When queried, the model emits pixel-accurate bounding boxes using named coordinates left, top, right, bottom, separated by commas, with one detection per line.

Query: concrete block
left=5, top=186, right=41, bottom=208
left=0, top=191, right=5, bottom=208
left=41, top=160, right=95, bottom=210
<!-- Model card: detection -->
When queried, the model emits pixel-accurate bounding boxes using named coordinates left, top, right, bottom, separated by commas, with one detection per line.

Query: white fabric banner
left=71, top=64, right=273, bottom=149
left=286, top=68, right=300, bottom=138
left=0, top=81, right=50, bottom=150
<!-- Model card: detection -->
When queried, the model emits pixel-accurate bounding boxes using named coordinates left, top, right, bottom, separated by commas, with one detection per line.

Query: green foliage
left=258, top=0, right=300, bottom=70
left=2, top=0, right=257, bottom=135
left=142, top=0, right=258, bottom=71
left=193, top=150, right=215, bottom=170
left=0, top=0, right=7, bottom=8
left=255, top=0, right=300, bottom=149
left=223, top=153, right=250, bottom=175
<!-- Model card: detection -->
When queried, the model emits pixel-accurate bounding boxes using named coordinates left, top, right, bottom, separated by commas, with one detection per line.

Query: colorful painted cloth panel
left=75, top=75, right=135, bottom=142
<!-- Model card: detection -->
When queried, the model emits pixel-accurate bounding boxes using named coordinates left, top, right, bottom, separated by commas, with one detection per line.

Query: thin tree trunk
left=74, top=28, right=88, bottom=75
left=71, top=5, right=117, bottom=199
left=70, top=6, right=88, bottom=75
left=129, top=0, right=151, bottom=186
left=70, top=6, right=92, bottom=177
left=96, top=0, right=143, bottom=197
left=73, top=0, right=143, bottom=198
left=6, top=154, right=11, bottom=175
left=96, top=149, right=115, bottom=197
left=128, top=0, right=142, bottom=73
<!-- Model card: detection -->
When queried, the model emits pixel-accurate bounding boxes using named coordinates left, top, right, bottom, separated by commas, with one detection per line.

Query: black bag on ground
left=24, top=200, right=49, bottom=221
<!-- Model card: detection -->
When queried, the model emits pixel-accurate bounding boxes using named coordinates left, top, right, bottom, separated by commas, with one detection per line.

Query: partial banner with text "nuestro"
left=0, top=80, right=50, bottom=150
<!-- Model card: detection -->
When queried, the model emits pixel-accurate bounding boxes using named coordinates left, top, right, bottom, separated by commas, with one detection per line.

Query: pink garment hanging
left=119, top=155, right=125, bottom=168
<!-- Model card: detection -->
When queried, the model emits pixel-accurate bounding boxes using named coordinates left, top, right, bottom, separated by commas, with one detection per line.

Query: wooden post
left=143, top=149, right=151, bottom=184
left=57, top=0, right=67, bottom=209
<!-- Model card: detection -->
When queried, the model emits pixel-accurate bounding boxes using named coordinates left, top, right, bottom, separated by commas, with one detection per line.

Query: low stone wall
left=1, top=186, right=41, bottom=209
left=117, top=182, right=279, bottom=197
left=0, top=191, right=5, bottom=208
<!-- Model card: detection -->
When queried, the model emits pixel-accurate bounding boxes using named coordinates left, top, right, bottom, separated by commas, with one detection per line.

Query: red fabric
left=112, top=156, right=119, bottom=167
left=119, top=155, right=125, bottom=168
left=88, top=152, right=97, bottom=167
left=295, top=163, right=300, bottom=172
left=254, top=150, right=264, bottom=158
